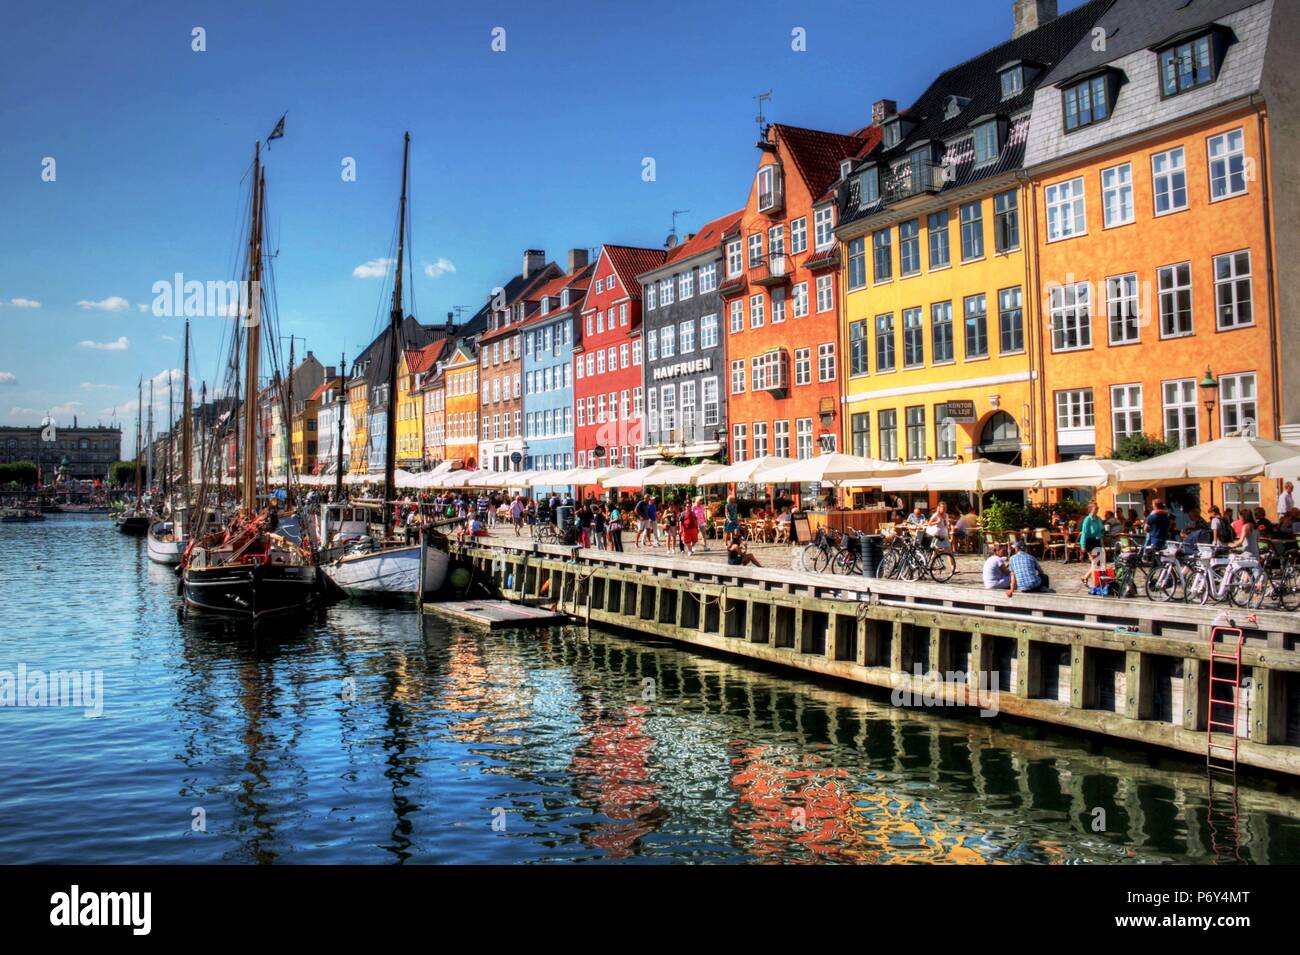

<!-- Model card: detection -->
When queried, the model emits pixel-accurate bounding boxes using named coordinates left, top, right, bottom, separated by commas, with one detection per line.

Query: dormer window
left=943, top=95, right=970, bottom=120
left=757, top=164, right=783, bottom=212
left=1062, top=71, right=1116, bottom=132
left=839, top=159, right=853, bottom=180
left=973, top=119, right=1002, bottom=165
left=1000, top=66, right=1024, bottom=99
left=1157, top=30, right=1221, bottom=98
left=859, top=166, right=879, bottom=206
left=560, top=288, right=569, bottom=308
left=882, top=118, right=902, bottom=148
left=540, top=296, right=550, bottom=315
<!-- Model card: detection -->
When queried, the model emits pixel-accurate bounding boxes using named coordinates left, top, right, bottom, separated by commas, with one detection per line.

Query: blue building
left=521, top=251, right=593, bottom=494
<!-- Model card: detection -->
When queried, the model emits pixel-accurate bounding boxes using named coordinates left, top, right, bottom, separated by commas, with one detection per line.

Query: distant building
left=0, top=420, right=122, bottom=480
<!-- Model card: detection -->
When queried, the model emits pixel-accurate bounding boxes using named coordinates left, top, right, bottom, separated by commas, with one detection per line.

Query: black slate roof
left=840, top=0, right=1112, bottom=227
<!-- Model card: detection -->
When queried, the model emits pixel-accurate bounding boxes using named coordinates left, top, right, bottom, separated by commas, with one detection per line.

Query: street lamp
left=1200, top=367, right=1220, bottom=508
left=1199, top=367, right=1219, bottom=440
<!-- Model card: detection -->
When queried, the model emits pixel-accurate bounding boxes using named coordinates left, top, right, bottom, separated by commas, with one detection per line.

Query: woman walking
left=723, top=494, right=740, bottom=545
left=680, top=499, right=700, bottom=556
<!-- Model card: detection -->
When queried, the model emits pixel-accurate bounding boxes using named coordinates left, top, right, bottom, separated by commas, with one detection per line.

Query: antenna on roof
left=665, top=209, right=690, bottom=249
left=754, top=89, right=773, bottom=139
left=451, top=305, right=469, bottom=322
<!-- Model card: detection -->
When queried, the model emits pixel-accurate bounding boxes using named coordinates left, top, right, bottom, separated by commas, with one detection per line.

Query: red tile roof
left=601, top=245, right=669, bottom=299
left=773, top=123, right=874, bottom=201
left=520, top=262, right=597, bottom=329
left=306, top=377, right=339, bottom=402
left=651, top=209, right=744, bottom=274
left=407, top=339, right=448, bottom=375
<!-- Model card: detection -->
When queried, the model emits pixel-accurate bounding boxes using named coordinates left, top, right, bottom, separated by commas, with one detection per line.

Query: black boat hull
left=182, top=561, right=319, bottom=620
left=117, top=515, right=151, bottom=535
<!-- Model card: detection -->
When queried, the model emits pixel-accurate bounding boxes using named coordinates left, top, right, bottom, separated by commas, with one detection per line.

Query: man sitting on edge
left=1006, top=541, right=1048, bottom=597
left=983, top=543, right=1011, bottom=590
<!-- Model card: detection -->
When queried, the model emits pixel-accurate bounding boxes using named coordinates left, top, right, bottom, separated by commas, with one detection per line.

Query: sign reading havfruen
left=651, top=357, right=712, bottom=382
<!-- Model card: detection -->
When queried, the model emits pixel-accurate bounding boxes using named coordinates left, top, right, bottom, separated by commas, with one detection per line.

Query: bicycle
left=1228, top=542, right=1300, bottom=610
left=888, top=531, right=956, bottom=583
left=800, top=527, right=840, bottom=573
left=1144, top=541, right=1193, bottom=602
left=1184, top=543, right=1257, bottom=607
left=829, top=531, right=864, bottom=576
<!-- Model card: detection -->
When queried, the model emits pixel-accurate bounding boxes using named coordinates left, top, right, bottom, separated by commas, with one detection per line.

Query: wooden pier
left=424, top=598, right=564, bottom=630
left=450, top=537, right=1300, bottom=777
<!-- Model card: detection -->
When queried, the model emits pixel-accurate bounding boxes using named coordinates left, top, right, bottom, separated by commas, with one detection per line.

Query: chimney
left=1012, top=0, right=1057, bottom=38
left=446, top=310, right=454, bottom=333
left=872, top=99, right=898, bottom=126
left=567, top=248, right=589, bottom=274
left=325, top=365, right=336, bottom=380
left=523, top=249, right=546, bottom=279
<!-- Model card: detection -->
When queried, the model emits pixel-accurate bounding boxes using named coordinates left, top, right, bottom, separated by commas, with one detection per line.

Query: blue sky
left=0, top=0, right=1086, bottom=451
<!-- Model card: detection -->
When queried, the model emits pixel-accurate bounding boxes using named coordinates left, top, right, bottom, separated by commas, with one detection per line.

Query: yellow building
left=442, top=341, right=479, bottom=468
left=395, top=350, right=423, bottom=469
left=834, top=7, right=1110, bottom=492
left=347, top=366, right=369, bottom=475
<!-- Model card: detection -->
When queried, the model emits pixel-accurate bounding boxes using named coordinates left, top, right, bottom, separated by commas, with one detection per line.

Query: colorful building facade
left=442, top=340, right=480, bottom=468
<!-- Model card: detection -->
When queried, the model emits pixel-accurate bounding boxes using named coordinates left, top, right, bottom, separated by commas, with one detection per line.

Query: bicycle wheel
left=1279, top=564, right=1300, bottom=612
left=878, top=548, right=901, bottom=579
left=804, top=545, right=831, bottom=573
left=831, top=549, right=859, bottom=576
left=1144, top=563, right=1181, bottom=602
left=928, top=551, right=956, bottom=583
left=900, top=554, right=923, bottom=581
left=1229, top=567, right=1264, bottom=609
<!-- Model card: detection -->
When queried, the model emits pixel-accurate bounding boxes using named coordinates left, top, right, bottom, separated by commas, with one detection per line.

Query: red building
left=573, top=244, right=667, bottom=482
left=721, top=122, right=879, bottom=475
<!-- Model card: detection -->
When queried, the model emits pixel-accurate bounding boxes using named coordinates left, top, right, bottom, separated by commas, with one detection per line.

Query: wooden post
left=1070, top=644, right=1087, bottom=709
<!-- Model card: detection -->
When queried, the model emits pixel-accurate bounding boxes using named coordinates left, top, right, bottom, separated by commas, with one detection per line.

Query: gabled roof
left=598, top=245, right=669, bottom=301
left=521, top=262, right=597, bottom=329
left=407, top=339, right=448, bottom=375
left=478, top=262, right=563, bottom=344
left=774, top=123, right=873, bottom=200
left=657, top=209, right=746, bottom=273
left=816, top=127, right=885, bottom=202
left=308, top=377, right=341, bottom=402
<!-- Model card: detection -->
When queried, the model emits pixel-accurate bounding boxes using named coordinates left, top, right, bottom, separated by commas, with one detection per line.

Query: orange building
left=1022, top=0, right=1293, bottom=515
left=722, top=122, right=877, bottom=483
left=442, top=340, right=480, bottom=468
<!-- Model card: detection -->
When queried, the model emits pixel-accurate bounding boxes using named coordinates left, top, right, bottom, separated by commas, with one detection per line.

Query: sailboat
left=319, top=132, right=448, bottom=599
left=179, top=141, right=320, bottom=620
left=149, top=322, right=220, bottom=563
left=117, top=378, right=151, bottom=535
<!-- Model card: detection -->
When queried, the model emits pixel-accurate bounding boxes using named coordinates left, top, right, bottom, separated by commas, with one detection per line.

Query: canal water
left=2, top=514, right=1299, bottom=864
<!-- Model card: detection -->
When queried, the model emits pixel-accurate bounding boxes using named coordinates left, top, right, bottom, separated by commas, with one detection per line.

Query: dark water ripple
left=1, top=514, right=1298, bottom=864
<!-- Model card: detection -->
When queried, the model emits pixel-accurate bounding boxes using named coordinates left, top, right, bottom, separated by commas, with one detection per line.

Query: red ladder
left=1206, top=626, right=1245, bottom=774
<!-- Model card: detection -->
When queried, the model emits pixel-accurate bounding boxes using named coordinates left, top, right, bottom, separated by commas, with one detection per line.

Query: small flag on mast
left=266, top=113, right=286, bottom=148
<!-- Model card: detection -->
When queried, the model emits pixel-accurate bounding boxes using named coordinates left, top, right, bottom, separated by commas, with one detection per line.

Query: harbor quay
left=447, top=530, right=1300, bottom=777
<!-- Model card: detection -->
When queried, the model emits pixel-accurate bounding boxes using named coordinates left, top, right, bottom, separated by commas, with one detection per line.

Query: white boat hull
left=147, top=522, right=185, bottom=564
left=322, top=541, right=448, bottom=598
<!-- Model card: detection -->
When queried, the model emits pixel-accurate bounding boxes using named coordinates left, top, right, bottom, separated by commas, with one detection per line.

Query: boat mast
left=336, top=351, right=347, bottom=502
left=181, top=321, right=192, bottom=511
left=285, top=335, right=294, bottom=491
left=134, top=377, right=143, bottom=503
left=241, top=143, right=264, bottom=516
left=166, top=367, right=174, bottom=497
left=383, top=131, right=410, bottom=532
left=146, top=377, right=155, bottom=495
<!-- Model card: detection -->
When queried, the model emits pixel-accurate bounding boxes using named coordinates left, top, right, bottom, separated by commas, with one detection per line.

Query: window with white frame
left=796, top=418, right=813, bottom=459
left=752, top=421, right=768, bottom=458
left=730, top=299, right=744, bottom=333
left=1107, top=273, right=1140, bottom=345
left=646, top=328, right=657, bottom=361
left=702, top=377, right=719, bottom=427
left=1220, top=372, right=1257, bottom=436
left=1208, top=128, right=1247, bottom=200
left=768, top=224, right=785, bottom=255
left=620, top=303, right=628, bottom=326
left=1163, top=378, right=1198, bottom=448
left=646, top=387, right=658, bottom=437
left=903, top=308, right=924, bottom=367
left=749, top=293, right=765, bottom=328
left=771, top=287, right=786, bottom=324
left=794, top=347, right=811, bottom=386
left=680, top=381, right=695, bottom=433
left=726, top=239, right=742, bottom=277
left=732, top=423, right=747, bottom=462
left=814, top=206, right=835, bottom=250
left=1055, top=389, right=1094, bottom=430
left=818, top=342, right=836, bottom=382
left=1045, top=177, right=1086, bottom=240
left=701, top=313, right=718, bottom=348
left=646, top=283, right=657, bottom=310
left=679, top=320, right=695, bottom=353
left=793, top=282, right=809, bottom=318
left=775, top=419, right=790, bottom=458
left=620, top=343, right=629, bottom=368
left=1214, top=250, right=1253, bottom=329
left=679, top=270, right=694, bottom=300
left=1101, top=163, right=1134, bottom=227
left=816, top=274, right=833, bottom=313
left=1225, top=482, right=1261, bottom=513
left=757, top=165, right=777, bottom=211
left=596, top=350, right=605, bottom=374
left=661, top=324, right=676, bottom=357
left=633, top=386, right=642, bottom=418
left=699, top=263, right=717, bottom=293
left=905, top=405, right=926, bottom=460
left=748, top=233, right=763, bottom=268
left=632, top=340, right=642, bottom=365
left=791, top=217, right=807, bottom=253
left=659, top=278, right=674, bottom=306
left=1152, top=147, right=1188, bottom=215
left=1049, top=282, right=1091, bottom=351
left=1157, top=262, right=1193, bottom=338
left=730, top=359, right=745, bottom=394
left=660, top=384, right=676, bottom=434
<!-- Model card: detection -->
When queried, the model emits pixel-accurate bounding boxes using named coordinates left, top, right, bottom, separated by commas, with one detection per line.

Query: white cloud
left=137, top=303, right=149, bottom=313
left=76, top=296, right=131, bottom=312
left=9, top=400, right=83, bottom=420
left=352, top=257, right=394, bottom=279
left=423, top=258, right=456, bottom=279
left=159, top=334, right=176, bottom=343
left=0, top=372, right=15, bottom=385
left=79, top=336, right=130, bottom=351
left=6, top=298, right=41, bottom=309
left=80, top=381, right=119, bottom=391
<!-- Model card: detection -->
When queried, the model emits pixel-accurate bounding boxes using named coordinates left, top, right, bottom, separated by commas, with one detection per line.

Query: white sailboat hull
left=147, top=521, right=185, bottom=564
left=322, top=541, right=448, bottom=597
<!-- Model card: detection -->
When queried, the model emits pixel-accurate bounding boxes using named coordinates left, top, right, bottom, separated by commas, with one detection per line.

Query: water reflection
left=1, top=515, right=1299, bottom=864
